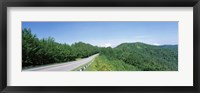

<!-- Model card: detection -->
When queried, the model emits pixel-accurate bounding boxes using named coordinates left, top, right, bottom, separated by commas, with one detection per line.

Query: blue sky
left=22, top=22, right=178, bottom=47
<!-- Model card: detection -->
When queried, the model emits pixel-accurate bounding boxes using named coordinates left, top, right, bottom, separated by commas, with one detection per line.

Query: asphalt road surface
left=23, top=53, right=99, bottom=71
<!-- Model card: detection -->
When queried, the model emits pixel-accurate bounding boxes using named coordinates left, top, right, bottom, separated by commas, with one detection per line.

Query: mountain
left=160, top=45, right=178, bottom=52
left=101, top=42, right=178, bottom=71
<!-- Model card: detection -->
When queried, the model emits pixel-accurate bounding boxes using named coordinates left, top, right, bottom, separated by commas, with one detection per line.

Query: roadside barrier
left=78, top=62, right=92, bottom=71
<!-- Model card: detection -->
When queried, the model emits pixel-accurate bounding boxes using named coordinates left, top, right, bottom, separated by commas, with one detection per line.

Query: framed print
left=0, top=0, right=200, bottom=93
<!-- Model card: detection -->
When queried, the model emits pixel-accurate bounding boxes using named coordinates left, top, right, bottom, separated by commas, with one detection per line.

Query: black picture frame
left=0, top=0, right=200, bottom=93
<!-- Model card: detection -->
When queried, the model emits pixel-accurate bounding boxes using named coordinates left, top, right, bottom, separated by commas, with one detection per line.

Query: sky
left=22, top=22, right=178, bottom=47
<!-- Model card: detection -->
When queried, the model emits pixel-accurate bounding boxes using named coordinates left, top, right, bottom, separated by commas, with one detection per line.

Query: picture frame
left=0, top=0, right=199, bottom=93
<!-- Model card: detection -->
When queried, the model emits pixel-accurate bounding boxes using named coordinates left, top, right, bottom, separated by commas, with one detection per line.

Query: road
left=23, top=53, right=99, bottom=71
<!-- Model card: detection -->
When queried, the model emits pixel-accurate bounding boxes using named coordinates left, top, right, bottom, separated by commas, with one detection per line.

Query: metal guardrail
left=78, top=62, right=92, bottom=71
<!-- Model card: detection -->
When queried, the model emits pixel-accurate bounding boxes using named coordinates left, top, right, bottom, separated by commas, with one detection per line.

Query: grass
left=85, top=55, right=140, bottom=71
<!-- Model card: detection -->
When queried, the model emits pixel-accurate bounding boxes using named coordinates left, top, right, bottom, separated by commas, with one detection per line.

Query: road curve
left=23, top=54, right=99, bottom=71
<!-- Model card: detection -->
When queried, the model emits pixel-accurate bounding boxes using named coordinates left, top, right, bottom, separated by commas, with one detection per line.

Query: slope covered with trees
left=22, top=28, right=99, bottom=68
left=115, top=43, right=177, bottom=71
left=87, top=43, right=178, bottom=71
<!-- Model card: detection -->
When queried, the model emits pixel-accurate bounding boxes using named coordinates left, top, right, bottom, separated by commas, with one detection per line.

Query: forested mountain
left=22, top=28, right=178, bottom=71
left=160, top=45, right=178, bottom=52
left=116, top=43, right=178, bottom=70
left=92, top=42, right=178, bottom=71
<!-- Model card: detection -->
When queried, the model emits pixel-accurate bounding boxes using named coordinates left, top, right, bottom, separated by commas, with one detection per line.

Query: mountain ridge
left=100, top=42, right=178, bottom=71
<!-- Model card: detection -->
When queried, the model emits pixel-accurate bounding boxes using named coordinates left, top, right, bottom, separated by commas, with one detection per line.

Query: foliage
left=99, top=42, right=178, bottom=71
left=22, top=28, right=99, bottom=68
left=85, top=55, right=139, bottom=71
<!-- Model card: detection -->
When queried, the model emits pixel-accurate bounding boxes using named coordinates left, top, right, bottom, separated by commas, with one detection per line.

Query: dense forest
left=22, top=28, right=99, bottom=68
left=23, top=28, right=178, bottom=71
left=87, top=43, right=178, bottom=71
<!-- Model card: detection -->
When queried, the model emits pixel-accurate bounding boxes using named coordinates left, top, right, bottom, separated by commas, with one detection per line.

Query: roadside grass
left=84, top=55, right=140, bottom=71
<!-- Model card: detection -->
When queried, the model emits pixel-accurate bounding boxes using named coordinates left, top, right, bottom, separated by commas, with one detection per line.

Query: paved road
left=23, top=54, right=99, bottom=71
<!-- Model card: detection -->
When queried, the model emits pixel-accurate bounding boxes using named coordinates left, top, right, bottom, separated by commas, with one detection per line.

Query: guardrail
left=78, top=61, right=92, bottom=71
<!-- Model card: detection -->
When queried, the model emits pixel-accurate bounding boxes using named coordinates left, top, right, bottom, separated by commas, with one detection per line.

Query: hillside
left=22, top=28, right=99, bottom=68
left=88, top=42, right=178, bottom=71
